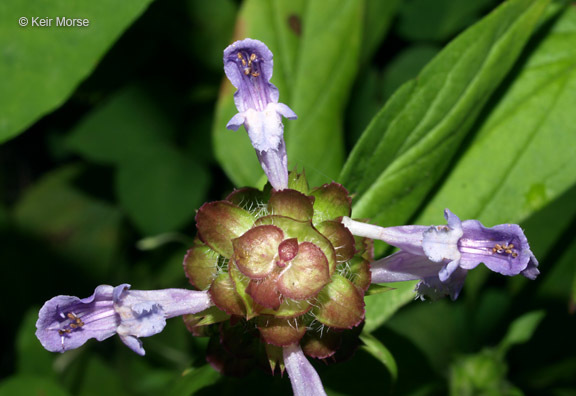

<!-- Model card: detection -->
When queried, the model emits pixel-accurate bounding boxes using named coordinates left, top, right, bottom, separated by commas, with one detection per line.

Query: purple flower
left=283, top=344, right=327, bottom=396
left=224, top=38, right=297, bottom=190
left=342, top=209, right=539, bottom=300
left=36, top=284, right=212, bottom=355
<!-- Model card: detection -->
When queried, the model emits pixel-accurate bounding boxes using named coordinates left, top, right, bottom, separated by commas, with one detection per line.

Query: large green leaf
left=360, top=0, right=402, bottom=64
left=168, top=365, right=221, bottom=396
left=355, top=0, right=554, bottom=332
left=521, top=184, right=576, bottom=259
left=0, top=375, right=70, bottom=396
left=381, top=45, right=440, bottom=100
left=0, top=0, right=154, bottom=143
left=116, top=149, right=209, bottom=236
left=412, top=5, right=576, bottom=305
left=77, top=357, right=125, bottom=396
left=16, top=308, right=55, bottom=377
left=65, top=85, right=175, bottom=165
left=341, top=0, right=551, bottom=229
left=397, top=0, right=497, bottom=42
left=13, top=165, right=121, bottom=277
left=537, top=220, right=576, bottom=301
left=384, top=300, right=466, bottom=373
left=66, top=85, right=210, bottom=235
left=348, top=44, right=440, bottom=144
left=418, top=5, right=576, bottom=226
left=286, top=0, right=362, bottom=187
left=187, top=0, right=238, bottom=72
left=213, top=0, right=362, bottom=188
left=364, top=281, right=416, bottom=332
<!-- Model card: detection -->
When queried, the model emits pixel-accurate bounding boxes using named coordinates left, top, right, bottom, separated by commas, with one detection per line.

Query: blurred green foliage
left=0, top=0, right=154, bottom=143
left=67, top=85, right=210, bottom=235
left=1, top=0, right=576, bottom=395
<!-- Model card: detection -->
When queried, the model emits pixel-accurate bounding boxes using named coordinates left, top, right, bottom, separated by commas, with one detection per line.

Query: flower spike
left=342, top=210, right=539, bottom=300
left=36, top=284, right=212, bottom=355
left=223, top=38, right=297, bottom=190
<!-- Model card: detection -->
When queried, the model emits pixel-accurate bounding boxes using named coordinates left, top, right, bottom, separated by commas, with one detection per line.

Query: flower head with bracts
left=36, top=39, right=539, bottom=396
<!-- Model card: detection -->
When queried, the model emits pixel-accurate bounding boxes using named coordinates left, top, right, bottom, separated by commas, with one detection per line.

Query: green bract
left=183, top=173, right=372, bottom=371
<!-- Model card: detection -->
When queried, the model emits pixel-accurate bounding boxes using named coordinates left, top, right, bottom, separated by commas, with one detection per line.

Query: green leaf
left=116, top=149, right=209, bottom=235
left=384, top=300, right=466, bottom=373
left=448, top=311, right=544, bottom=394
left=419, top=5, right=576, bottom=226
left=13, top=165, right=121, bottom=276
left=498, top=310, right=545, bottom=354
left=213, top=0, right=362, bottom=188
left=66, top=85, right=176, bottom=165
left=0, top=375, right=70, bottom=396
left=124, top=359, right=176, bottom=396
left=572, top=270, right=576, bottom=313
left=346, top=68, right=382, bottom=146
left=168, top=365, right=221, bottom=396
left=397, top=0, right=497, bottom=42
left=522, top=184, right=576, bottom=260
left=77, top=356, right=125, bottom=396
left=520, top=357, right=576, bottom=392
left=360, top=0, right=401, bottom=64
left=0, top=203, right=7, bottom=229
left=286, top=0, right=362, bottom=187
left=535, top=200, right=576, bottom=301
left=187, top=0, right=238, bottom=72
left=348, top=44, right=439, bottom=146
left=449, top=308, right=546, bottom=395
left=470, top=289, right=512, bottom=342
left=16, top=308, right=55, bottom=377
left=65, top=85, right=210, bottom=235
left=341, top=0, right=551, bottom=229
left=0, top=0, right=154, bottom=143
left=365, top=283, right=395, bottom=296
left=364, top=281, right=417, bottom=332
left=360, top=332, right=398, bottom=381
left=136, top=233, right=193, bottom=251
left=381, top=45, right=440, bottom=100
left=449, top=349, right=522, bottom=396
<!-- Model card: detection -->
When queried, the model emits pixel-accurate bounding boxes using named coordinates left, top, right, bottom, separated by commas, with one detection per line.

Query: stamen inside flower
left=51, top=302, right=119, bottom=350
left=228, top=47, right=270, bottom=111
left=56, top=311, right=86, bottom=349
left=57, top=311, right=85, bottom=335
left=237, top=52, right=260, bottom=78
left=67, top=312, right=85, bottom=328
left=459, top=238, right=519, bottom=259
left=491, top=243, right=518, bottom=258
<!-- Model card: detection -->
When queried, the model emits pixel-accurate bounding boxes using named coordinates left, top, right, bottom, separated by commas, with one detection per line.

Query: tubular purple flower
left=342, top=209, right=539, bottom=300
left=224, top=38, right=297, bottom=190
left=283, top=343, right=327, bottom=396
left=36, top=284, right=212, bottom=355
